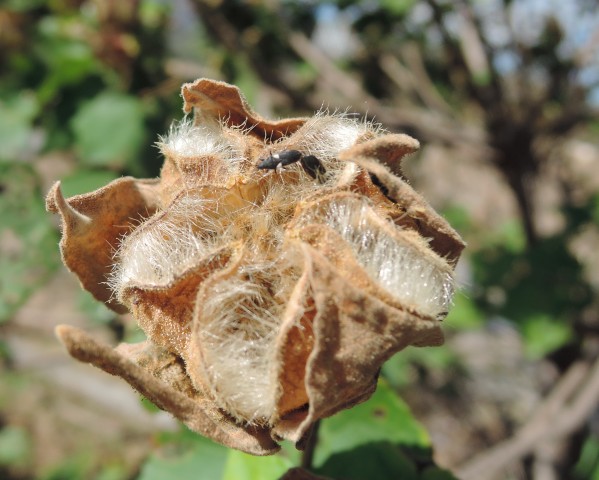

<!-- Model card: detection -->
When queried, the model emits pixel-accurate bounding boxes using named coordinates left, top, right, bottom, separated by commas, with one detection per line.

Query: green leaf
left=382, top=346, right=458, bottom=389
left=0, top=426, right=31, bottom=468
left=124, top=326, right=148, bottom=344
left=591, top=194, right=599, bottom=225
left=4, top=0, right=45, bottom=12
left=380, top=0, right=417, bottom=16
left=420, top=466, right=459, bottom=480
left=35, top=24, right=99, bottom=104
left=317, top=441, right=419, bottom=480
left=472, top=70, right=491, bottom=86
left=71, top=92, right=145, bottom=168
left=140, top=0, right=171, bottom=29
left=522, top=314, right=572, bottom=359
left=311, top=381, right=457, bottom=480
left=230, top=57, right=260, bottom=107
left=440, top=206, right=472, bottom=235
left=478, top=220, right=526, bottom=254
left=573, top=435, right=599, bottom=480
left=445, top=291, right=484, bottom=330
left=314, top=380, right=430, bottom=468
left=0, top=164, right=60, bottom=322
left=278, top=441, right=301, bottom=468
left=140, top=396, right=161, bottom=414
left=40, top=453, right=94, bottom=480
left=60, top=169, right=120, bottom=199
left=94, top=463, right=129, bottom=480
left=471, top=230, right=590, bottom=328
left=0, top=92, right=40, bottom=162
left=138, top=433, right=229, bottom=480
left=222, top=450, right=293, bottom=480
left=381, top=353, right=414, bottom=388
left=34, top=14, right=100, bottom=92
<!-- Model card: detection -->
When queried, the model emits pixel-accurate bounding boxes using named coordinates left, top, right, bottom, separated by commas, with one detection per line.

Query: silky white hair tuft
left=303, top=197, right=455, bottom=319
left=157, top=117, right=245, bottom=173
left=293, top=110, right=382, bottom=162
left=109, top=195, right=221, bottom=291
left=195, top=262, right=285, bottom=424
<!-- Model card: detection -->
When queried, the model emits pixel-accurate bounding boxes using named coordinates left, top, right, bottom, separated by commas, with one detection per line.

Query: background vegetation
left=1, top=0, right=598, bottom=479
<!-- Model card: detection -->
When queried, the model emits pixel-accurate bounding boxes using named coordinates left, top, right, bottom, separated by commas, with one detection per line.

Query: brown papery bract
left=47, top=78, right=465, bottom=455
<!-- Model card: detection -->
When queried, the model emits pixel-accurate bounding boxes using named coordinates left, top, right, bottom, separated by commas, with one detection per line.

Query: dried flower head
left=46, top=79, right=465, bottom=455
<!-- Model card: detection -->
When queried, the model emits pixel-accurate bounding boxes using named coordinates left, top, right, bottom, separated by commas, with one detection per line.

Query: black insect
left=300, top=154, right=327, bottom=181
left=257, top=149, right=327, bottom=182
left=257, top=149, right=302, bottom=171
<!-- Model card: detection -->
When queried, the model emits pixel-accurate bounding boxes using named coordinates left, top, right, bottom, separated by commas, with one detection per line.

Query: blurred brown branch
left=457, top=355, right=599, bottom=479
left=192, top=0, right=311, bottom=111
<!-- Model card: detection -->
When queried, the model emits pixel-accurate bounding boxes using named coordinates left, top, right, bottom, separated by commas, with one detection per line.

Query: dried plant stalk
left=47, top=78, right=465, bottom=454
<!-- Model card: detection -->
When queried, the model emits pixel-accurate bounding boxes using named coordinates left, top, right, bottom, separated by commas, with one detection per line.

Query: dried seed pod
left=47, top=78, right=465, bottom=454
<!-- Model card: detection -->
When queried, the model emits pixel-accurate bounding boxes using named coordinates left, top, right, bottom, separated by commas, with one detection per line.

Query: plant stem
left=300, top=420, right=321, bottom=470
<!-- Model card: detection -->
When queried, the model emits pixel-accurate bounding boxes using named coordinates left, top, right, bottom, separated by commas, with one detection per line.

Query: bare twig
left=378, top=53, right=416, bottom=97
left=532, top=441, right=560, bottom=480
left=456, top=4, right=491, bottom=81
left=287, top=31, right=487, bottom=148
left=456, top=358, right=599, bottom=480
left=287, top=31, right=377, bottom=107
left=456, top=0, right=502, bottom=102
left=379, top=45, right=454, bottom=116
left=191, top=0, right=311, bottom=111
left=400, top=43, right=455, bottom=115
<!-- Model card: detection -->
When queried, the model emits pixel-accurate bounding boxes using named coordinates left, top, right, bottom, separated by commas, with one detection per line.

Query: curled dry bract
left=47, top=78, right=465, bottom=455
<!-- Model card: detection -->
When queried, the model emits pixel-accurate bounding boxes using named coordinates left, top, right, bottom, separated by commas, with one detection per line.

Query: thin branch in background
left=191, top=0, right=490, bottom=147
left=456, top=5, right=491, bottom=79
left=399, top=43, right=456, bottom=116
left=456, top=356, right=599, bottom=480
left=191, top=0, right=312, bottom=111
left=379, top=45, right=454, bottom=116
left=288, top=31, right=487, bottom=148
left=456, top=0, right=503, bottom=103
left=287, top=31, right=377, bottom=107
left=378, top=53, right=416, bottom=98
left=423, top=0, right=485, bottom=106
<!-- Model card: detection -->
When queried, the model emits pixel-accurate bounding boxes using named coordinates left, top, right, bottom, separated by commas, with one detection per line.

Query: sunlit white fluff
left=293, top=110, right=381, bottom=161
left=304, top=197, right=455, bottom=319
left=110, top=195, right=220, bottom=290
left=157, top=117, right=245, bottom=173
left=196, top=262, right=285, bottom=424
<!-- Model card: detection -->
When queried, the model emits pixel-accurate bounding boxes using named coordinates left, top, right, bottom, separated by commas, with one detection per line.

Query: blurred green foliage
left=139, top=431, right=230, bottom=480
left=469, top=197, right=595, bottom=360
left=71, top=92, right=145, bottom=169
left=574, top=436, right=599, bottom=480
left=0, top=163, right=59, bottom=322
left=0, top=0, right=178, bottom=321
left=0, top=426, right=32, bottom=471
left=138, top=382, right=456, bottom=480
left=312, top=381, right=455, bottom=480
left=1, top=0, right=598, bottom=478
